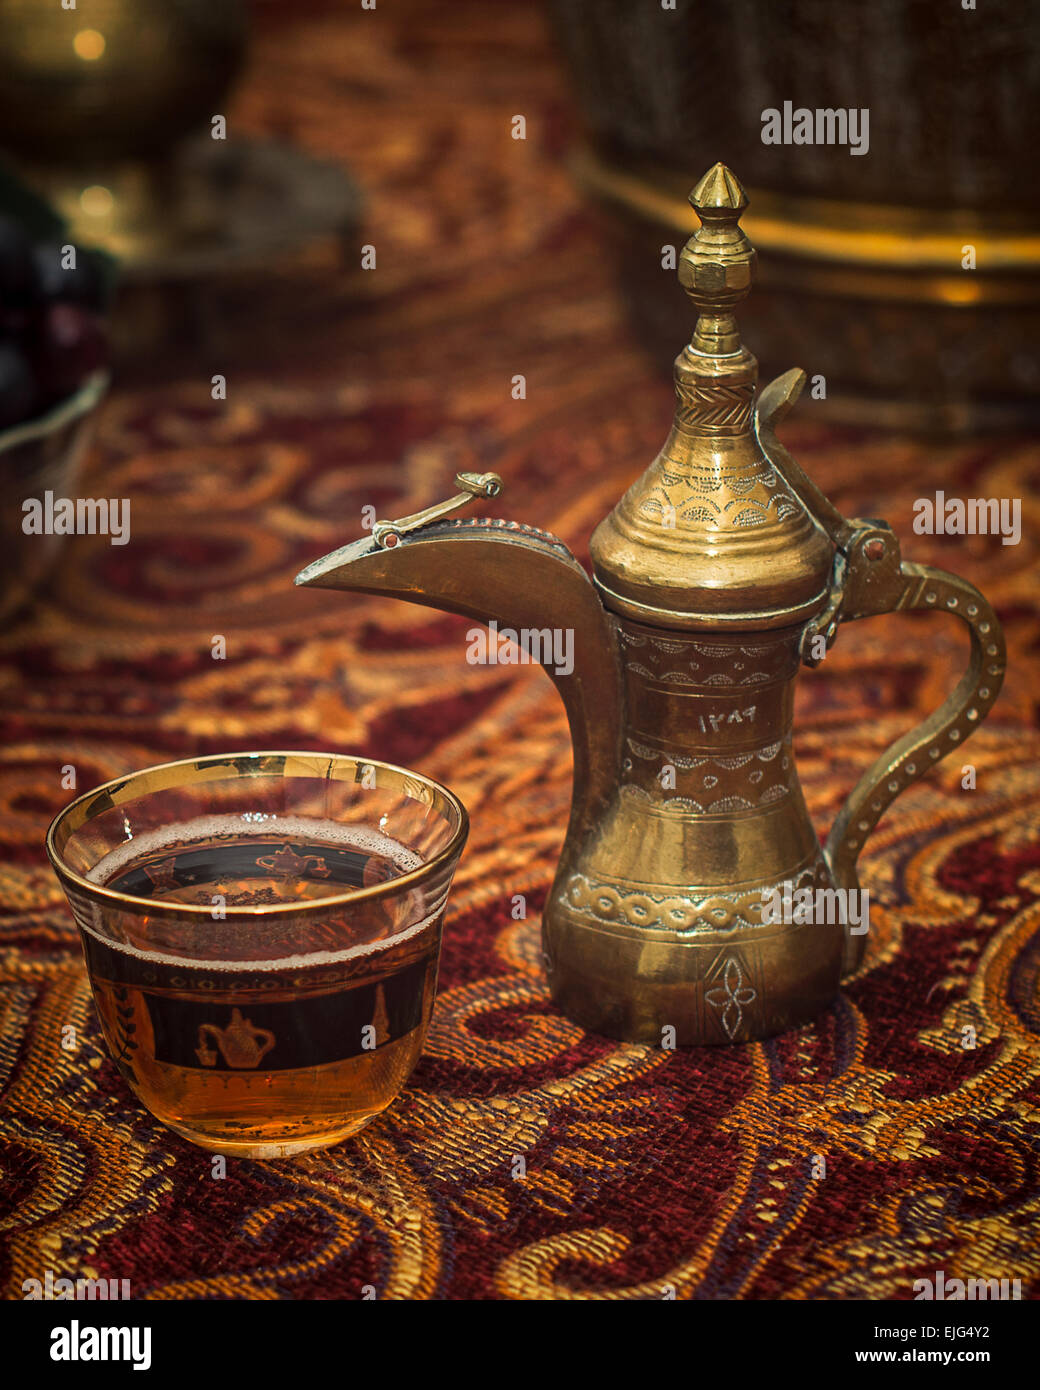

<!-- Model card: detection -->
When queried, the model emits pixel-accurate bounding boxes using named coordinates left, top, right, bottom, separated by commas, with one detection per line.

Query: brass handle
left=808, top=525, right=1006, bottom=975
left=757, top=372, right=1007, bottom=976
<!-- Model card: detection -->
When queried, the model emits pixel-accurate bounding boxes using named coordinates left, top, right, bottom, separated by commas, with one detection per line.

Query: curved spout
left=296, top=518, right=623, bottom=848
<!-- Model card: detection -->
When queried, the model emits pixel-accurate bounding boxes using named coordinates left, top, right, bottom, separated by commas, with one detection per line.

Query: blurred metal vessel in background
left=0, top=0, right=360, bottom=369
left=549, top=0, right=1039, bottom=432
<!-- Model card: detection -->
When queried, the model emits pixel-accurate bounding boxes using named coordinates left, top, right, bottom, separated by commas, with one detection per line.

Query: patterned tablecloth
left=2, top=0, right=1038, bottom=1300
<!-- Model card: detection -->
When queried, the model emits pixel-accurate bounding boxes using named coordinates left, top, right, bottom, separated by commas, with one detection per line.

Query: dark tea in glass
left=47, top=753, right=467, bottom=1157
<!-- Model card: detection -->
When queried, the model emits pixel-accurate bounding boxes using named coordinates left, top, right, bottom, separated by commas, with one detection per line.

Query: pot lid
left=590, top=163, right=835, bottom=630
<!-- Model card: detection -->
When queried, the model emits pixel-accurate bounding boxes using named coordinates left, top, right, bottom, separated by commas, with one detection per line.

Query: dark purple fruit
left=32, top=241, right=107, bottom=311
left=0, top=217, right=37, bottom=309
left=30, top=302, right=108, bottom=405
left=0, top=341, right=38, bottom=429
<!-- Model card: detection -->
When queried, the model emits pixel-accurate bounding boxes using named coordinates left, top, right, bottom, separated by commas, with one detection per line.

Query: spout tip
left=293, top=557, right=325, bottom=588
left=294, top=534, right=377, bottom=589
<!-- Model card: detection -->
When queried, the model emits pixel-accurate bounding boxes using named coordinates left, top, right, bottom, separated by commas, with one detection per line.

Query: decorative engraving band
left=674, top=381, right=755, bottom=433
left=618, top=626, right=801, bottom=688
left=558, top=860, right=827, bottom=934
left=638, top=458, right=804, bottom=531
left=620, top=736, right=794, bottom=815
left=620, top=783, right=789, bottom=815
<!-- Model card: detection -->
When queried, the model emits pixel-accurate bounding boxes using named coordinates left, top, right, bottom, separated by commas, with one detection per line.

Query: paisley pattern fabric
left=2, top=0, right=1039, bottom=1300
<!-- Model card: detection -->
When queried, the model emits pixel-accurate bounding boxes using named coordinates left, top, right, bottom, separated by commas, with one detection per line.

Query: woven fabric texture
left=2, top=0, right=1038, bottom=1300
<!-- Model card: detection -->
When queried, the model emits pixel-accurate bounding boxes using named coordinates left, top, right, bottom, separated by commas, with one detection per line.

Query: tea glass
left=46, top=751, right=468, bottom=1158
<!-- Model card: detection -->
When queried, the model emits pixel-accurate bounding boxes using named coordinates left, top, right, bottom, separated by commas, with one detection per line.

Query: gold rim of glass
left=46, top=750, right=469, bottom=921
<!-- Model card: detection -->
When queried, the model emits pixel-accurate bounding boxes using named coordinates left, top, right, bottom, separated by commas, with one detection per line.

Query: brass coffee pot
left=297, top=164, right=1006, bottom=1045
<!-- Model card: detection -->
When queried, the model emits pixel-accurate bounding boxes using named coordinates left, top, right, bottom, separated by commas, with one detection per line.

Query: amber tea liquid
left=82, top=816, right=442, bottom=1156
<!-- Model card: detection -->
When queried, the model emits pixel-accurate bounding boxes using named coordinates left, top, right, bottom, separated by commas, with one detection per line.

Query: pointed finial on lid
left=679, top=162, right=755, bottom=355
left=689, top=161, right=748, bottom=215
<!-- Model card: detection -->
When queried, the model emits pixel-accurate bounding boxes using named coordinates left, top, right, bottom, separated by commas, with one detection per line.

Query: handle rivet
left=863, top=538, right=885, bottom=560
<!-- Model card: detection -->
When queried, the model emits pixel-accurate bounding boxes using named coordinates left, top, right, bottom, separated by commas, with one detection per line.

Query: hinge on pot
left=800, top=520, right=906, bottom=667
left=372, top=472, right=503, bottom=549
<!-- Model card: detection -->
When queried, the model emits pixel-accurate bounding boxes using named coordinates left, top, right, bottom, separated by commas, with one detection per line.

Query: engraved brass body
left=297, top=165, right=1006, bottom=1045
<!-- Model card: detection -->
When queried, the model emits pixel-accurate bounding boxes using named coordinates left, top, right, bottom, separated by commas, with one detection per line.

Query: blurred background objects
left=550, top=0, right=1040, bottom=431
left=0, top=0, right=360, bottom=375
